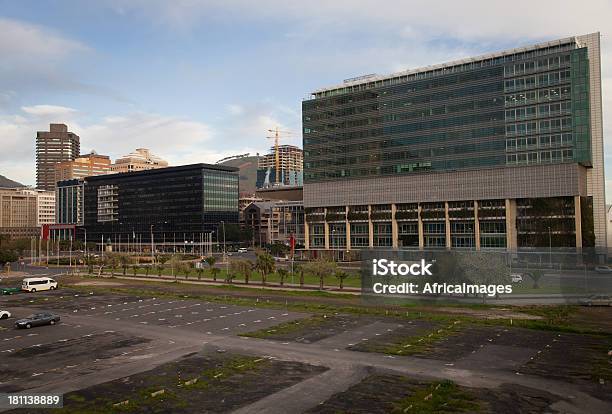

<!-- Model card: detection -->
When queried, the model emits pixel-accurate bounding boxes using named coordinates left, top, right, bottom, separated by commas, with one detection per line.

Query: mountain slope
left=0, top=174, right=24, bottom=188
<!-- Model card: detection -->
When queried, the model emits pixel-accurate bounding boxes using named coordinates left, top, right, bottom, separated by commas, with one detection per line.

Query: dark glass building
left=82, top=164, right=239, bottom=246
left=302, top=33, right=606, bottom=252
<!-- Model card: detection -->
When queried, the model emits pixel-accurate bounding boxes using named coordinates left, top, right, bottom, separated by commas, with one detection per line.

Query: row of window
left=504, top=70, right=570, bottom=92
left=505, top=117, right=572, bottom=136
left=505, top=149, right=574, bottom=164
left=504, top=54, right=570, bottom=76
left=506, top=133, right=573, bottom=151
left=504, top=86, right=571, bottom=106
left=311, top=231, right=507, bottom=249
left=505, top=101, right=571, bottom=121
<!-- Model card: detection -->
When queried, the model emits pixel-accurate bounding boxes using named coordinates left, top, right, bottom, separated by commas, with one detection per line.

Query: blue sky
left=0, top=0, right=611, bottom=202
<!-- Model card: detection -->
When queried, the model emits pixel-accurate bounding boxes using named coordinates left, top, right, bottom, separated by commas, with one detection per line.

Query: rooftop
left=311, top=33, right=593, bottom=97
left=85, top=163, right=238, bottom=181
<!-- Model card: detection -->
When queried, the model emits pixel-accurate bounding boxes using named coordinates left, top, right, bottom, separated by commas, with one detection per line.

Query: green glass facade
left=303, top=42, right=591, bottom=183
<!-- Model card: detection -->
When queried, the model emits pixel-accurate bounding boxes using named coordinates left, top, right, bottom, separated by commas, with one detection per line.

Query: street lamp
left=547, top=226, right=552, bottom=266
left=332, top=228, right=339, bottom=262
left=220, top=221, right=227, bottom=277
left=150, top=224, right=155, bottom=262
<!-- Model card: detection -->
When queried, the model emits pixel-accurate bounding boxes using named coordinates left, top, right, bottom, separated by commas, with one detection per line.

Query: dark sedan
left=15, top=313, right=60, bottom=329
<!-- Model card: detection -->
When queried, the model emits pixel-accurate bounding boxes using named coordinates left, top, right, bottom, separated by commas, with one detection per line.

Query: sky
left=0, top=0, right=611, bottom=202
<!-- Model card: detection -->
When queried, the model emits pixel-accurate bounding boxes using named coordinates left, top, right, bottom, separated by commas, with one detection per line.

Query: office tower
left=302, top=33, right=606, bottom=252
left=36, top=123, right=80, bottom=191
left=82, top=164, right=239, bottom=245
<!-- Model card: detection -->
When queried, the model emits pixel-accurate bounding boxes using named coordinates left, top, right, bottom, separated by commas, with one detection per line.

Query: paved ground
left=1, top=287, right=611, bottom=413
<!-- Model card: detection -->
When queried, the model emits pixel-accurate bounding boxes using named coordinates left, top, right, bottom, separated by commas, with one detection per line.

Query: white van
left=22, top=277, right=58, bottom=293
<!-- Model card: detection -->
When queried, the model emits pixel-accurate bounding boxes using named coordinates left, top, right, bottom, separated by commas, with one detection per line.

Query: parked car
left=0, top=310, right=11, bottom=319
left=14, top=312, right=60, bottom=329
left=579, top=295, right=612, bottom=307
left=594, top=266, right=612, bottom=274
left=510, top=273, right=524, bottom=283
left=237, top=248, right=248, bottom=253
left=21, top=277, right=58, bottom=293
left=1, top=287, right=21, bottom=295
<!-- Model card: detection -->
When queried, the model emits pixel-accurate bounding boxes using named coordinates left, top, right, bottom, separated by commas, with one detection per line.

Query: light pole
left=83, top=228, right=87, bottom=260
left=221, top=221, right=227, bottom=277
left=332, top=229, right=337, bottom=262
left=547, top=226, right=552, bottom=267
left=150, top=224, right=155, bottom=262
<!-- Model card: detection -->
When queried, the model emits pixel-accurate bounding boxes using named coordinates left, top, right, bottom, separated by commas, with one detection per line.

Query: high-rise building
left=36, top=124, right=80, bottom=191
left=257, top=145, right=303, bottom=188
left=110, top=148, right=168, bottom=173
left=82, top=164, right=239, bottom=246
left=0, top=188, right=55, bottom=238
left=54, top=151, right=111, bottom=182
left=302, top=33, right=606, bottom=252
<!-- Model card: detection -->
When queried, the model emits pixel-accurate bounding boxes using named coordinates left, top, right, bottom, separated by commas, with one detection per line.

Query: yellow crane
left=266, top=127, right=293, bottom=185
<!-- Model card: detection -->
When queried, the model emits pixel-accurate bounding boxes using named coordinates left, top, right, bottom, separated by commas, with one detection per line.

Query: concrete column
left=574, top=195, right=582, bottom=249
left=345, top=205, right=351, bottom=251
left=505, top=199, right=517, bottom=251
left=418, top=204, right=424, bottom=250
left=368, top=205, right=374, bottom=248
left=445, top=201, right=451, bottom=250
left=391, top=204, right=398, bottom=248
left=304, top=216, right=310, bottom=250
left=323, top=208, right=330, bottom=250
left=474, top=200, right=481, bottom=251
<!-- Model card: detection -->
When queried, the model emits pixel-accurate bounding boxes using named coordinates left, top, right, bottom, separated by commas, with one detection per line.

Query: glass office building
left=82, top=164, right=239, bottom=246
left=302, top=33, right=606, bottom=252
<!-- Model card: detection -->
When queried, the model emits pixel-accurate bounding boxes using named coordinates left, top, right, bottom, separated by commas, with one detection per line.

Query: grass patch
left=381, top=321, right=463, bottom=356
left=392, top=380, right=481, bottom=413
left=240, top=315, right=330, bottom=339
left=52, top=356, right=264, bottom=413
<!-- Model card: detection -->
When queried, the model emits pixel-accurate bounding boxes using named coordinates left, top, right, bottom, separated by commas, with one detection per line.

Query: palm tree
left=334, top=270, right=349, bottom=290
left=302, top=259, right=337, bottom=290
left=196, top=266, right=204, bottom=281
left=277, top=268, right=288, bottom=287
left=210, top=267, right=220, bottom=282
left=204, top=256, right=217, bottom=281
left=119, top=255, right=130, bottom=275
left=255, top=251, right=275, bottom=286
left=294, top=263, right=305, bottom=288
left=132, top=264, right=139, bottom=276
left=156, top=264, right=164, bottom=277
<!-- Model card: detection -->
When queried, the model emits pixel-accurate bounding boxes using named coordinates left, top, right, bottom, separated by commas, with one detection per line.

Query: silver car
left=579, top=295, right=612, bottom=307
left=15, top=312, right=61, bottom=329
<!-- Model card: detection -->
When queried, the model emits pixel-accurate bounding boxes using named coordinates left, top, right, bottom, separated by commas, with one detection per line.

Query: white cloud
left=21, top=105, right=77, bottom=118
left=0, top=17, right=87, bottom=62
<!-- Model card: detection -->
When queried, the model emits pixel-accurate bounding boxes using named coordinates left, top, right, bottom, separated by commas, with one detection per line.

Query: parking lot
left=0, top=288, right=309, bottom=396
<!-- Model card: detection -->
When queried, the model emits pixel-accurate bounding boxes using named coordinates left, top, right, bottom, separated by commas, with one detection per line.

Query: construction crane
left=266, top=127, right=293, bottom=185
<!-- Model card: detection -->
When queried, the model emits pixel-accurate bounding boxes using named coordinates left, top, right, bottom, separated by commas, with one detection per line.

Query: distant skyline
left=0, top=0, right=611, bottom=202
